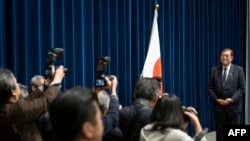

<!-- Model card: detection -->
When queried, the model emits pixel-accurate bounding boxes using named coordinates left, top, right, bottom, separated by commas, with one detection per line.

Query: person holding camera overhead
left=94, top=75, right=122, bottom=141
left=30, top=74, right=56, bottom=141
left=0, top=65, right=66, bottom=141
left=140, top=93, right=205, bottom=141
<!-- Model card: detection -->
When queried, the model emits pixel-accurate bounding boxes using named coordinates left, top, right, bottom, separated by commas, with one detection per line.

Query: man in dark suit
left=208, top=48, right=245, bottom=141
left=95, top=75, right=123, bottom=141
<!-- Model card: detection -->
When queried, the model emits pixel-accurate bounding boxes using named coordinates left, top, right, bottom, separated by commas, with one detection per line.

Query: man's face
left=12, top=77, right=21, bottom=100
left=220, top=50, right=233, bottom=67
left=38, top=78, right=45, bottom=92
left=38, top=78, right=45, bottom=86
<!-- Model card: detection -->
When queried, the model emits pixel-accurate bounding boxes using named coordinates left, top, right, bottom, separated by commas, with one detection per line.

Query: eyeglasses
left=220, top=54, right=231, bottom=58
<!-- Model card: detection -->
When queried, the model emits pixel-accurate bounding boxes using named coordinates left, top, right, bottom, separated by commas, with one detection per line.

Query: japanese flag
left=141, top=5, right=163, bottom=93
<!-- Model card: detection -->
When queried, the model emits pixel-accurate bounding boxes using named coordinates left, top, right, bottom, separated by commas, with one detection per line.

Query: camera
left=95, top=56, right=112, bottom=87
left=44, top=48, right=68, bottom=78
left=183, top=106, right=198, bottom=122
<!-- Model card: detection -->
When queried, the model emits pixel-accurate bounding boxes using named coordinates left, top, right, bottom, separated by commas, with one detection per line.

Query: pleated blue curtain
left=0, top=0, right=246, bottom=131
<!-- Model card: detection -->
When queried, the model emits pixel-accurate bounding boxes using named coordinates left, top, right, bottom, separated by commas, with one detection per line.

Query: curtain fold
left=246, top=0, right=250, bottom=124
left=0, top=0, right=5, bottom=66
left=0, top=0, right=246, bottom=131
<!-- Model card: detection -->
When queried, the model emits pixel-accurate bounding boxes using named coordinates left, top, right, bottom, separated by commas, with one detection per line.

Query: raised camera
left=95, top=79, right=105, bottom=87
left=44, top=48, right=68, bottom=78
left=183, top=107, right=198, bottom=122
left=95, top=56, right=111, bottom=87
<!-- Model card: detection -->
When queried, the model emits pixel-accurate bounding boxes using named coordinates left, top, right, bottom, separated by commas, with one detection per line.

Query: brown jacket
left=0, top=85, right=60, bottom=141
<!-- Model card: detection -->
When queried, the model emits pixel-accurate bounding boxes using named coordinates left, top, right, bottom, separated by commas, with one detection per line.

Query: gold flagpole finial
left=155, top=4, right=160, bottom=10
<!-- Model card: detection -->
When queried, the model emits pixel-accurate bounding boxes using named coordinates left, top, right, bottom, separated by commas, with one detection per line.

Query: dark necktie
left=222, top=68, right=227, bottom=84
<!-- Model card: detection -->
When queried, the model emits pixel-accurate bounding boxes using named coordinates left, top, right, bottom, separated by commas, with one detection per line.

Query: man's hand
left=105, top=75, right=118, bottom=94
left=44, top=65, right=55, bottom=86
left=51, top=65, right=65, bottom=84
left=225, top=98, right=233, bottom=104
left=216, top=98, right=230, bottom=106
left=185, top=106, right=198, bottom=115
left=94, top=75, right=118, bottom=94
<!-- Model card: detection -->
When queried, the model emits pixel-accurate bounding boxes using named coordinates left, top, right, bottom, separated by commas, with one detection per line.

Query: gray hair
left=0, top=68, right=16, bottom=104
left=97, top=90, right=110, bottom=114
left=134, top=78, right=160, bottom=100
left=30, top=75, right=44, bottom=87
left=19, top=83, right=29, bottom=99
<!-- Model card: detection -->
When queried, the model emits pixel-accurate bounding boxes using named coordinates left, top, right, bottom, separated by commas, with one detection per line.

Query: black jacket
left=119, top=99, right=152, bottom=141
left=102, top=94, right=122, bottom=140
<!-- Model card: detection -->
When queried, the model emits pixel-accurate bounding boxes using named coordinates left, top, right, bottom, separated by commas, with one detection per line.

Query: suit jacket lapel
left=218, top=66, right=224, bottom=86
left=226, top=64, right=235, bottom=83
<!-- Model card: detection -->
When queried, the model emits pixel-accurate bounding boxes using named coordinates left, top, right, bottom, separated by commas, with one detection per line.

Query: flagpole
left=155, top=4, right=164, bottom=94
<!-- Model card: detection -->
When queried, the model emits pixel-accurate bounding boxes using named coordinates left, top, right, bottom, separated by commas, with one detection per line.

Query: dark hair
left=0, top=68, right=16, bottom=105
left=221, top=48, right=234, bottom=56
left=49, top=86, right=98, bottom=141
left=150, top=94, right=185, bottom=133
left=134, top=78, right=160, bottom=100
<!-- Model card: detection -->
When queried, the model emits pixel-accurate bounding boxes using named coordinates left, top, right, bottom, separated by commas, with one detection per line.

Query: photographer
left=140, top=93, right=205, bottom=141
left=0, top=65, right=65, bottom=141
left=94, top=75, right=122, bottom=141
left=30, top=75, right=46, bottom=92
left=29, top=74, right=58, bottom=141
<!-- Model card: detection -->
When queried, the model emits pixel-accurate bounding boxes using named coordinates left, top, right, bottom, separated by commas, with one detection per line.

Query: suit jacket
left=208, top=64, right=245, bottom=113
left=119, top=99, right=152, bottom=141
left=102, top=94, right=120, bottom=135
left=0, top=85, right=60, bottom=141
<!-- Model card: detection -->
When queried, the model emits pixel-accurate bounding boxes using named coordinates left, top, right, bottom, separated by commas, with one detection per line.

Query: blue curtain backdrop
left=0, top=0, right=246, bottom=131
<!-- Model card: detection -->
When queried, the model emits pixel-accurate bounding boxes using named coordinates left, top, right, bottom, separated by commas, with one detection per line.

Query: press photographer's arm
left=95, top=75, right=121, bottom=136
left=183, top=108, right=202, bottom=136
left=47, top=65, right=65, bottom=86
left=27, top=65, right=66, bottom=100
left=105, top=75, right=117, bottom=94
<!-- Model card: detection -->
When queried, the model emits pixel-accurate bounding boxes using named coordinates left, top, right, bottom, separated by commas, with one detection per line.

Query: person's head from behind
left=19, top=83, right=29, bottom=99
left=49, top=86, right=103, bottom=141
left=133, top=78, right=160, bottom=108
left=97, top=90, right=110, bottom=115
left=0, top=68, right=20, bottom=105
left=30, top=75, right=45, bottom=92
left=150, top=93, right=186, bottom=132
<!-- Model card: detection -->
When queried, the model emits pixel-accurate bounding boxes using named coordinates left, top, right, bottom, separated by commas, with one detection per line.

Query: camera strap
left=194, top=127, right=209, bottom=141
